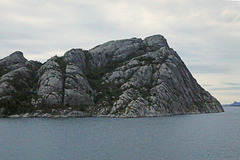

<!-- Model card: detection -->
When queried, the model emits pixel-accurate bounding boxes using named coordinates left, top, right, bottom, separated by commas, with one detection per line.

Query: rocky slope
left=0, top=35, right=224, bottom=117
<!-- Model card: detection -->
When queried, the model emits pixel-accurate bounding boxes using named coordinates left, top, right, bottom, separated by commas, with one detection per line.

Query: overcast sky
left=0, top=0, right=239, bottom=104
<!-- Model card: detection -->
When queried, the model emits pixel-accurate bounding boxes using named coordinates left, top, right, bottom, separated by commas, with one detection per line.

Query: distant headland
left=230, top=101, right=240, bottom=106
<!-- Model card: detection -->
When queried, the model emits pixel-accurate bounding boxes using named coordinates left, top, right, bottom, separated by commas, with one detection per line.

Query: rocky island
left=0, top=35, right=224, bottom=118
left=229, top=101, right=240, bottom=106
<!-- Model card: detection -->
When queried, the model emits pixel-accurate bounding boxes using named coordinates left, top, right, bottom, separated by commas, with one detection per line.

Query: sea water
left=0, top=107, right=239, bottom=160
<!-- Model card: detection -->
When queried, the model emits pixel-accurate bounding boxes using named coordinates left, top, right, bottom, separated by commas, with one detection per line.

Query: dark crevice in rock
left=54, top=57, right=67, bottom=105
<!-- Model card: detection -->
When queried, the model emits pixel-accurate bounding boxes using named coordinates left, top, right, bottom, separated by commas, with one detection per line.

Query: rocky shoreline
left=1, top=109, right=218, bottom=118
left=8, top=112, right=86, bottom=118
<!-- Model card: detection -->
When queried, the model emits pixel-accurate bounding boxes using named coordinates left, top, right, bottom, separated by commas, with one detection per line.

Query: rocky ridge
left=0, top=35, right=224, bottom=117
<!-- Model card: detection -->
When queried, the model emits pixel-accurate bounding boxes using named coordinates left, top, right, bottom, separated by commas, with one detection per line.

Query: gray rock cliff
left=0, top=35, right=224, bottom=117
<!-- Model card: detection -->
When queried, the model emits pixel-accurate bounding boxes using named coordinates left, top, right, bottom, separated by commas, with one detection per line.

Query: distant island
left=223, top=101, right=240, bottom=107
left=229, top=101, right=240, bottom=106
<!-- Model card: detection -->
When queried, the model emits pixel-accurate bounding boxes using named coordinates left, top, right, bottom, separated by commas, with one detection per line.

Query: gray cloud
left=216, top=92, right=240, bottom=96
left=187, top=64, right=231, bottom=74
left=210, top=87, right=240, bottom=91
left=224, top=83, right=240, bottom=86
left=0, top=0, right=239, bottom=103
left=202, top=84, right=213, bottom=87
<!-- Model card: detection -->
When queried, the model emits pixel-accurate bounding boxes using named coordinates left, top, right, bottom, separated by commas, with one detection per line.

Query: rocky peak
left=64, top=49, right=86, bottom=70
left=89, top=38, right=142, bottom=54
left=88, top=37, right=143, bottom=68
left=0, top=51, right=28, bottom=67
left=143, top=35, right=169, bottom=51
left=9, top=51, right=25, bottom=57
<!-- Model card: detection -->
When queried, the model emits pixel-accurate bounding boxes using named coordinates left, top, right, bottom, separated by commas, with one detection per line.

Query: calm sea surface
left=0, top=107, right=240, bottom=160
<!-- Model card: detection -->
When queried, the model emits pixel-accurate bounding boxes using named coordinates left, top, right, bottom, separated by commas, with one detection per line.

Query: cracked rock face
left=0, top=34, right=224, bottom=117
left=37, top=52, right=93, bottom=106
left=0, top=67, right=32, bottom=94
left=89, top=35, right=223, bottom=117
left=37, top=57, right=63, bottom=105
left=64, top=63, right=93, bottom=105
left=88, top=38, right=142, bottom=68
left=0, top=51, right=39, bottom=103
left=38, top=67, right=63, bottom=105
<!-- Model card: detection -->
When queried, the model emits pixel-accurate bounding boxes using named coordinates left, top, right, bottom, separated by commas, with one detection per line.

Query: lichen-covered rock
left=142, top=34, right=169, bottom=51
left=37, top=50, right=93, bottom=106
left=37, top=69, right=63, bottom=105
left=64, top=63, right=93, bottom=105
left=94, top=35, right=224, bottom=117
left=64, top=49, right=87, bottom=71
left=0, top=55, right=40, bottom=116
left=37, top=57, right=63, bottom=105
left=0, top=67, right=32, bottom=99
left=88, top=38, right=142, bottom=68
